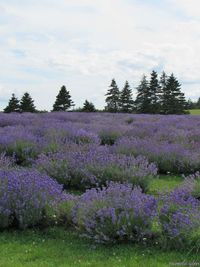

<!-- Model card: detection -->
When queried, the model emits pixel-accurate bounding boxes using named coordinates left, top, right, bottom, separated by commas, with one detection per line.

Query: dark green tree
left=135, top=75, right=151, bottom=113
left=105, top=79, right=120, bottom=112
left=20, top=92, right=36, bottom=113
left=196, top=97, right=200, bottom=109
left=119, top=81, right=134, bottom=113
left=159, top=71, right=169, bottom=114
left=185, top=99, right=194, bottom=110
left=162, top=74, right=186, bottom=114
left=82, top=100, right=96, bottom=112
left=52, top=85, right=74, bottom=111
left=4, top=93, right=20, bottom=113
left=148, top=70, right=161, bottom=113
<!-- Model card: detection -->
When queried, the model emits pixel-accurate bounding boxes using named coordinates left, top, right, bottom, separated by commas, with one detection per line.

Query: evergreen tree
left=159, top=71, right=168, bottom=114
left=82, top=100, right=96, bottom=112
left=20, top=92, right=36, bottom=113
left=186, top=98, right=194, bottom=110
left=119, top=81, right=134, bottom=113
left=4, top=93, right=20, bottom=113
left=196, top=97, right=200, bottom=109
left=105, top=79, right=120, bottom=112
left=148, top=70, right=161, bottom=113
left=162, top=74, right=186, bottom=114
left=135, top=75, right=151, bottom=113
left=52, top=85, right=74, bottom=111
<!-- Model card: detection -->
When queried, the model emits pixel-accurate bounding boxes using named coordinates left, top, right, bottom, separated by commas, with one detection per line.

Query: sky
left=0, top=0, right=200, bottom=110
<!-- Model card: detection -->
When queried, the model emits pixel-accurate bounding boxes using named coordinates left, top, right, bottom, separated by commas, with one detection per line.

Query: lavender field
left=0, top=112, right=200, bottom=262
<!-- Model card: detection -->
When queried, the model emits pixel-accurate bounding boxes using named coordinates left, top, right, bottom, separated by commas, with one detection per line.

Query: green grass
left=0, top=227, right=199, bottom=267
left=189, top=109, right=200, bottom=115
left=149, top=175, right=183, bottom=195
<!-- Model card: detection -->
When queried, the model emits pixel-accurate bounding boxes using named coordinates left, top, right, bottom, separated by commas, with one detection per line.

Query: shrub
left=69, top=147, right=157, bottom=190
left=99, top=130, right=121, bottom=145
left=37, top=148, right=157, bottom=190
left=36, top=153, right=71, bottom=187
left=71, top=129, right=100, bottom=145
left=0, top=169, right=65, bottom=229
left=114, top=137, right=199, bottom=174
left=0, top=126, right=39, bottom=165
left=125, top=117, right=134, bottom=124
left=72, top=183, right=157, bottom=243
left=0, top=153, right=14, bottom=169
left=159, top=187, right=200, bottom=246
left=182, top=172, right=200, bottom=200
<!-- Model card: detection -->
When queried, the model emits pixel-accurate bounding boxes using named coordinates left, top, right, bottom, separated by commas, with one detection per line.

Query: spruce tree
left=105, top=79, right=120, bottom=112
left=82, top=100, right=96, bottom=112
left=186, top=99, right=194, bottom=110
left=135, top=75, right=151, bottom=113
left=159, top=71, right=168, bottom=114
left=163, top=74, right=186, bottom=114
left=119, top=81, right=134, bottom=113
left=148, top=70, right=161, bottom=113
left=20, top=92, right=36, bottom=113
left=4, top=93, right=20, bottom=113
left=52, top=85, right=74, bottom=111
left=196, top=97, right=200, bottom=109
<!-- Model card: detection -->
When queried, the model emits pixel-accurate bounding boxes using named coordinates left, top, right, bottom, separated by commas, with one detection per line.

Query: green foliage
left=135, top=75, right=151, bottom=113
left=148, top=70, right=162, bottom=114
left=161, top=74, right=187, bottom=114
left=6, top=140, right=38, bottom=165
left=105, top=79, right=120, bottom=112
left=192, top=179, right=200, bottom=199
left=119, top=81, right=134, bottom=113
left=20, top=92, right=37, bottom=113
left=99, top=130, right=121, bottom=145
left=4, top=94, right=20, bottom=113
left=53, top=85, right=74, bottom=111
left=135, top=71, right=187, bottom=114
left=82, top=100, right=96, bottom=112
left=125, top=117, right=134, bottom=124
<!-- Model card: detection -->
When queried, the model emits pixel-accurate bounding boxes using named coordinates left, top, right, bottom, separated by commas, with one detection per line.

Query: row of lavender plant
left=0, top=153, right=199, bottom=248
left=0, top=112, right=199, bottom=174
left=55, top=173, right=200, bottom=247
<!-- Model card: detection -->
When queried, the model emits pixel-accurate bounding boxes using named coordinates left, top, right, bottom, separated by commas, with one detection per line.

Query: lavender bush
left=159, top=187, right=200, bottom=244
left=114, top=137, right=200, bottom=174
left=72, top=182, right=157, bottom=243
left=36, top=147, right=157, bottom=191
left=182, top=172, right=200, bottom=200
left=0, top=153, right=14, bottom=169
left=0, top=169, right=65, bottom=229
left=0, top=112, right=199, bottom=175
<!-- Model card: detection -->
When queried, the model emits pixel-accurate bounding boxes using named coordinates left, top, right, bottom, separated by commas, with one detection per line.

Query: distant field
left=189, top=109, right=200, bottom=115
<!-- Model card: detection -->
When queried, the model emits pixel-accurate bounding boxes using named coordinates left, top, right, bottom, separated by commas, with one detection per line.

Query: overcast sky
left=0, top=0, right=200, bottom=110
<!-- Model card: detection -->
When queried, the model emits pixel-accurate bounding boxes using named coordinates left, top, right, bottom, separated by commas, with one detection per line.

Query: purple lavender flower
left=159, top=187, right=200, bottom=242
left=0, top=169, right=65, bottom=229
left=72, top=182, right=157, bottom=243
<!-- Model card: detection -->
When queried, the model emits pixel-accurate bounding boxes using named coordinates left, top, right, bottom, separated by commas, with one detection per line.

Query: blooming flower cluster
left=0, top=112, right=199, bottom=175
left=35, top=146, right=157, bottom=190
left=0, top=112, right=199, bottom=248
left=0, top=169, right=65, bottom=229
left=159, top=187, right=200, bottom=243
left=182, top=172, right=200, bottom=200
left=72, top=182, right=157, bottom=243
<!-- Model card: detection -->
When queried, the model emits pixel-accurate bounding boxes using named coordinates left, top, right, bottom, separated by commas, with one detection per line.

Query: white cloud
left=0, top=0, right=200, bottom=110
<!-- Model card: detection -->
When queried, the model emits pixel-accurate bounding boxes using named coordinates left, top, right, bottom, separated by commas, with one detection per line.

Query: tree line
left=187, top=98, right=200, bottom=110
left=105, top=71, right=188, bottom=114
left=3, top=86, right=95, bottom=113
left=3, top=70, right=198, bottom=114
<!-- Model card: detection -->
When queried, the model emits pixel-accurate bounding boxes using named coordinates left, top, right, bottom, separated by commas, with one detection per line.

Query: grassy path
left=0, top=227, right=199, bottom=267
